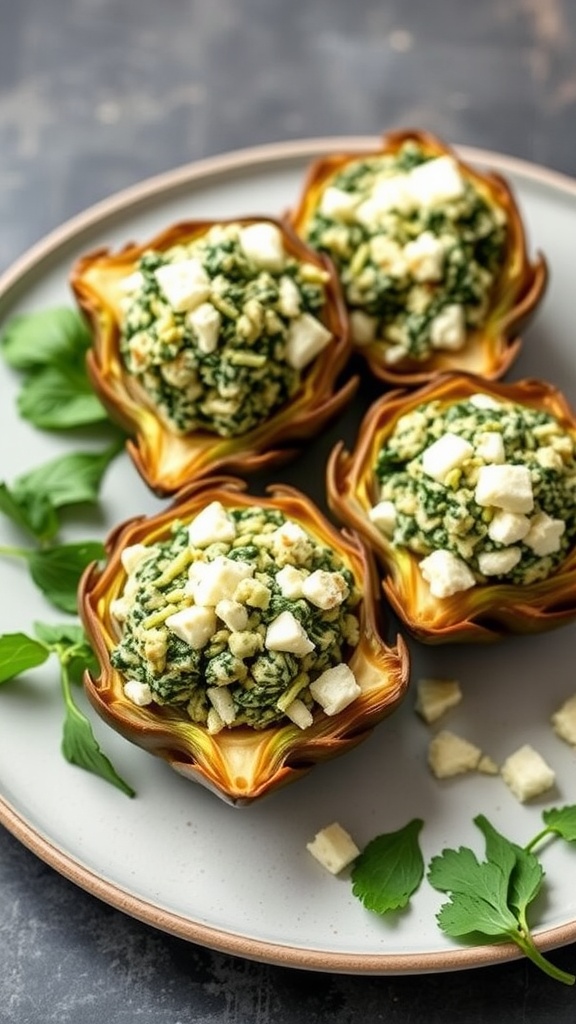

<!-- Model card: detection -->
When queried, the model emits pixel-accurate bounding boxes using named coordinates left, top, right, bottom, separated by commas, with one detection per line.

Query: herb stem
left=0, top=543, right=31, bottom=560
left=524, top=827, right=552, bottom=854
left=515, top=927, right=575, bottom=986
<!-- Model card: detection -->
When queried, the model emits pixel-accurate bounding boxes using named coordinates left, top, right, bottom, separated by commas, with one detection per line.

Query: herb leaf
left=541, top=806, right=576, bottom=844
left=1, top=307, right=92, bottom=371
left=13, top=444, right=122, bottom=510
left=351, top=819, right=424, bottom=914
left=61, top=680, right=135, bottom=798
left=17, top=364, right=108, bottom=429
left=27, top=541, right=104, bottom=612
left=0, top=632, right=49, bottom=682
left=0, top=481, right=59, bottom=541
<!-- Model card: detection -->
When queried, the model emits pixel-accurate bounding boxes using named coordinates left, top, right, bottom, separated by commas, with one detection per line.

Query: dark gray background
left=1, top=1, right=576, bottom=1021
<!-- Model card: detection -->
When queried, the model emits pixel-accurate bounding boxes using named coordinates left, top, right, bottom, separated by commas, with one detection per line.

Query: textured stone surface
left=1, top=1, right=576, bottom=1021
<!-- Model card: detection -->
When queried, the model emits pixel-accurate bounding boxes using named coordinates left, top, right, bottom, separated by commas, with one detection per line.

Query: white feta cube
left=187, top=301, right=221, bottom=354
left=306, top=822, right=360, bottom=874
left=309, top=663, right=361, bottom=716
left=369, top=500, right=397, bottom=536
left=500, top=744, right=555, bottom=802
left=272, top=521, right=313, bottom=565
left=284, top=698, right=314, bottom=730
left=277, top=275, right=302, bottom=318
left=215, top=598, right=249, bottom=632
left=206, top=685, right=237, bottom=726
left=265, top=611, right=315, bottom=657
left=475, top=431, right=505, bottom=465
left=187, top=501, right=237, bottom=548
left=523, top=510, right=566, bottom=556
left=551, top=693, right=576, bottom=746
left=355, top=175, right=414, bottom=226
left=421, top=432, right=474, bottom=483
left=477, top=547, right=522, bottom=576
left=187, top=556, right=254, bottom=606
left=120, top=543, right=152, bottom=575
left=474, top=463, right=534, bottom=514
left=275, top=565, right=307, bottom=600
left=319, top=185, right=359, bottom=221
left=285, top=312, right=332, bottom=370
left=238, top=222, right=285, bottom=271
left=415, top=678, right=462, bottom=724
left=301, top=570, right=349, bottom=610
left=428, top=730, right=483, bottom=778
left=403, top=231, right=445, bottom=282
left=349, top=310, right=378, bottom=346
left=368, top=236, right=408, bottom=276
left=118, top=270, right=144, bottom=293
left=419, top=549, right=476, bottom=598
left=165, top=605, right=217, bottom=649
left=123, top=680, right=153, bottom=707
left=468, top=392, right=504, bottom=410
left=429, top=304, right=466, bottom=351
left=154, top=259, right=211, bottom=312
left=407, top=155, right=465, bottom=207
left=487, top=510, right=530, bottom=545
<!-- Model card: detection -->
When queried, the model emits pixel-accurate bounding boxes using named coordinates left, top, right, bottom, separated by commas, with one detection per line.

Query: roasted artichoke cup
left=70, top=216, right=356, bottom=495
left=291, top=128, right=547, bottom=386
left=327, top=374, right=576, bottom=644
left=79, top=477, right=409, bottom=805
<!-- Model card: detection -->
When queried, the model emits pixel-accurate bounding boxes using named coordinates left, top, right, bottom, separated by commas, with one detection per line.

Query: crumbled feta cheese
left=154, top=258, right=211, bottom=312
left=165, top=605, right=217, bottom=649
left=309, top=663, right=361, bottom=716
left=301, top=570, right=349, bottom=610
left=421, top=432, right=474, bottom=483
left=551, top=693, right=576, bottom=746
left=429, top=304, right=466, bottom=351
left=415, top=677, right=462, bottom=724
left=233, top=577, right=271, bottom=609
left=419, top=549, right=476, bottom=598
left=284, top=698, right=314, bottom=730
left=206, top=686, right=237, bottom=725
left=487, top=510, right=530, bottom=545
left=478, top=547, right=522, bottom=576
left=468, top=393, right=504, bottom=410
left=187, top=301, right=221, bottom=354
left=238, top=222, right=285, bottom=271
left=272, top=521, right=313, bottom=565
left=500, top=744, right=555, bottom=802
left=407, top=155, right=465, bottom=207
left=120, top=543, right=152, bottom=575
left=523, top=510, right=566, bottom=556
left=368, top=236, right=408, bottom=276
left=349, top=310, right=378, bottom=346
left=535, top=445, right=564, bottom=472
left=265, top=611, right=315, bottom=657
left=384, top=342, right=410, bottom=365
left=369, top=500, right=397, bottom=536
left=355, top=175, right=413, bottom=226
left=215, top=598, right=249, bottom=632
left=428, top=730, right=483, bottom=778
left=187, top=556, right=254, bottom=606
left=403, top=231, right=445, bottom=282
left=285, top=312, right=332, bottom=370
left=474, top=463, right=534, bottom=514
left=478, top=755, right=499, bottom=775
left=119, top=270, right=144, bottom=293
left=319, top=185, right=359, bottom=221
left=275, top=564, right=307, bottom=600
left=277, top=275, right=302, bottom=318
left=123, top=679, right=153, bottom=706
left=475, top=431, right=505, bottom=465
left=306, top=822, right=360, bottom=874
left=187, top=501, right=237, bottom=548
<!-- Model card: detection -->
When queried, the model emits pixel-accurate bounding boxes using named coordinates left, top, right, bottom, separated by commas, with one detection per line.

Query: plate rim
left=2, top=135, right=576, bottom=975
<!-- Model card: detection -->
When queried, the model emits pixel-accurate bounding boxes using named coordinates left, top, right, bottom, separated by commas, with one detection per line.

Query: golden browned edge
left=2, top=137, right=576, bottom=973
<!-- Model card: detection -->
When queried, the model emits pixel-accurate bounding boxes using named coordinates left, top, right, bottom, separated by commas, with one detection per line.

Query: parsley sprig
left=350, top=810, right=576, bottom=985
left=0, top=625, right=134, bottom=797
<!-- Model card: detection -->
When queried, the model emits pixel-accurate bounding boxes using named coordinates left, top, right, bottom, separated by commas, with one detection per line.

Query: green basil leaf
left=351, top=819, right=424, bottom=914
left=14, top=444, right=122, bottom=510
left=1, top=307, right=91, bottom=370
left=61, top=693, right=135, bottom=797
left=27, top=541, right=104, bottom=612
left=0, top=481, right=59, bottom=541
left=17, top=365, right=108, bottom=429
left=0, top=632, right=49, bottom=682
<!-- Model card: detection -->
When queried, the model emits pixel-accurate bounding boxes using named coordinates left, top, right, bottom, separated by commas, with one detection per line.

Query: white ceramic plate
left=1, top=138, right=576, bottom=976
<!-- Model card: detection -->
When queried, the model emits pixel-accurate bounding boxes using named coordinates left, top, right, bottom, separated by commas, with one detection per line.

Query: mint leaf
left=34, top=621, right=98, bottom=684
left=542, top=806, right=576, bottom=843
left=27, top=541, right=104, bottom=612
left=17, top=364, right=107, bottom=429
left=351, top=819, right=424, bottom=914
left=0, top=632, right=49, bottom=682
left=1, top=307, right=91, bottom=370
left=0, top=481, right=59, bottom=541
left=13, top=444, right=122, bottom=510
left=61, top=690, right=135, bottom=798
